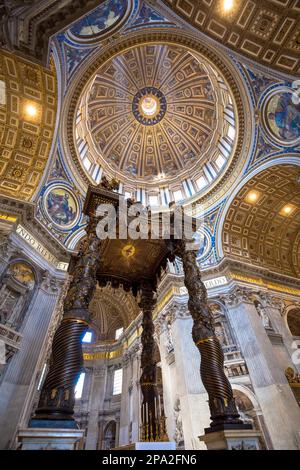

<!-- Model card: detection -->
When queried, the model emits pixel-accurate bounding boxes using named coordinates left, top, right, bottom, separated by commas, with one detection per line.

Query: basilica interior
left=0, top=0, right=300, bottom=451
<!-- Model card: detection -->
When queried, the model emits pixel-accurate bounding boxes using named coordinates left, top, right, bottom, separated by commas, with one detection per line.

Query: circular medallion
left=45, top=186, right=79, bottom=229
left=132, top=87, right=167, bottom=126
left=262, top=88, right=300, bottom=146
left=194, top=229, right=212, bottom=262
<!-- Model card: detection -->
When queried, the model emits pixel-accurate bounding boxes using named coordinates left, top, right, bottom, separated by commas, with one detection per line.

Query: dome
left=74, top=43, right=238, bottom=205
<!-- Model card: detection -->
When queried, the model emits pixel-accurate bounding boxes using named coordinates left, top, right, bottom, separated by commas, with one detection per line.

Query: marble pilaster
left=0, top=274, right=61, bottom=449
left=84, top=366, right=107, bottom=450
left=223, top=288, right=300, bottom=450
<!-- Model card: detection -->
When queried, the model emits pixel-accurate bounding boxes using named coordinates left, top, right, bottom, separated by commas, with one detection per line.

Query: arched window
left=75, top=372, right=86, bottom=399
left=82, top=331, right=93, bottom=343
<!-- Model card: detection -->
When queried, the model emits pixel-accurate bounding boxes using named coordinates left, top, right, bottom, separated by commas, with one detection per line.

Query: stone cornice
left=0, top=195, right=69, bottom=262
left=196, top=257, right=300, bottom=293
left=1, top=0, right=101, bottom=65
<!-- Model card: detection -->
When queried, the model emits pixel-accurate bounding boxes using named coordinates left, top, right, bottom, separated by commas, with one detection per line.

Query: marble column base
left=17, top=427, right=85, bottom=450
left=199, top=429, right=261, bottom=450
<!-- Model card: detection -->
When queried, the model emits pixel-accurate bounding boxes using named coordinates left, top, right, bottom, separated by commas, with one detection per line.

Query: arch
left=286, top=308, right=300, bottom=337
left=102, top=420, right=117, bottom=450
left=231, top=384, right=260, bottom=411
left=231, top=385, right=269, bottom=449
left=217, top=156, right=300, bottom=258
left=217, top=162, right=300, bottom=277
left=89, top=285, right=139, bottom=341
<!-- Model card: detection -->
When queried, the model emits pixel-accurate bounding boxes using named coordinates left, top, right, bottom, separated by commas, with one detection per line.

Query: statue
left=173, top=398, right=184, bottom=446
left=254, top=300, right=271, bottom=329
left=165, top=321, right=174, bottom=354
left=234, top=394, right=254, bottom=426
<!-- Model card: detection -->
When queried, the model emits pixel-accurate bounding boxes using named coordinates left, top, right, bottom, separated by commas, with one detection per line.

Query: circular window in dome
left=262, top=87, right=300, bottom=147
left=132, top=87, right=167, bottom=125
left=67, top=0, right=130, bottom=43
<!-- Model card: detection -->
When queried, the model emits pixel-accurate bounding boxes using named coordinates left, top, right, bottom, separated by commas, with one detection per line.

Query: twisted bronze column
left=177, top=240, right=243, bottom=430
left=32, top=216, right=101, bottom=425
left=139, top=284, right=165, bottom=441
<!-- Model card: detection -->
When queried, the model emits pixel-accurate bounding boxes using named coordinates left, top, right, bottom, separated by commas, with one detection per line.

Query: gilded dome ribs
left=118, top=122, right=142, bottom=173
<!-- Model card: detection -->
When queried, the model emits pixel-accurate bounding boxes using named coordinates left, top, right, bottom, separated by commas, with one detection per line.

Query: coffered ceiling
left=89, top=284, right=139, bottom=340
left=2, top=0, right=299, bottom=76
left=222, top=164, right=300, bottom=277
left=163, top=0, right=300, bottom=75
left=0, top=50, right=57, bottom=201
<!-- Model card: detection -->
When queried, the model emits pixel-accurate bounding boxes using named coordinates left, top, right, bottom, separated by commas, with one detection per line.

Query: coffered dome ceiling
left=74, top=42, right=239, bottom=205
left=222, top=164, right=300, bottom=278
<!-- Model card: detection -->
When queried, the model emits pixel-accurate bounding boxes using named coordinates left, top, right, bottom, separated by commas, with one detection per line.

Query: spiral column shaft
left=139, top=285, right=163, bottom=441
left=33, top=217, right=101, bottom=422
left=178, top=240, right=242, bottom=429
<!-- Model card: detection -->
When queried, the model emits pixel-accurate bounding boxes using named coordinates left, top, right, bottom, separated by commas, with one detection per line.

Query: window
left=227, top=125, right=236, bottom=140
left=115, top=327, right=123, bottom=340
left=75, top=372, right=85, bottom=399
left=37, top=364, right=47, bottom=390
left=113, top=368, right=123, bottom=395
left=216, top=154, right=226, bottom=169
left=149, top=195, right=159, bottom=206
left=173, top=190, right=183, bottom=202
left=82, top=331, right=92, bottom=343
left=196, top=176, right=207, bottom=190
left=83, top=156, right=91, bottom=171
